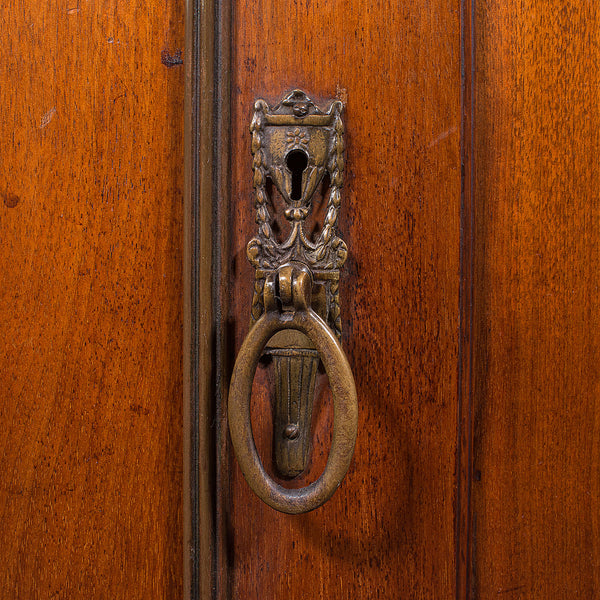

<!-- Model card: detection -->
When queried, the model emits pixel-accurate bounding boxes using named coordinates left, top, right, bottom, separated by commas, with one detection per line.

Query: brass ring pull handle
left=229, top=91, right=357, bottom=514
left=228, top=266, right=358, bottom=514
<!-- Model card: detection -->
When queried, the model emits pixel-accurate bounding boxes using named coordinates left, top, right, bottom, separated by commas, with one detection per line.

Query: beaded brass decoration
left=228, top=90, right=357, bottom=513
left=247, top=89, right=347, bottom=340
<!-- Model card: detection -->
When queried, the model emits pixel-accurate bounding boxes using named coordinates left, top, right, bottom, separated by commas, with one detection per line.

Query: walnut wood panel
left=472, top=2, right=600, bottom=597
left=0, top=1, right=184, bottom=597
left=226, top=0, right=462, bottom=597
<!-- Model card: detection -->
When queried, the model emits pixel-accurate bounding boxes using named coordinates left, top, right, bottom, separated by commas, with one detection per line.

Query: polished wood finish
left=226, top=0, right=462, bottom=597
left=6, top=0, right=596, bottom=596
left=0, top=1, right=185, bottom=597
left=183, top=0, right=221, bottom=596
left=457, top=0, right=476, bottom=596
left=471, top=2, right=600, bottom=597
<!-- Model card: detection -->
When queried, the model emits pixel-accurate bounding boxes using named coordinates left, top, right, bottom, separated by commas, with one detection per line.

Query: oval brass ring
left=228, top=307, right=358, bottom=514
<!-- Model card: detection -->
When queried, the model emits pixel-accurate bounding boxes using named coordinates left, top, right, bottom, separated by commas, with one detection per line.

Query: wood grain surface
left=471, top=2, right=600, bottom=597
left=0, top=1, right=185, bottom=597
left=6, top=0, right=596, bottom=597
left=225, top=0, right=462, bottom=597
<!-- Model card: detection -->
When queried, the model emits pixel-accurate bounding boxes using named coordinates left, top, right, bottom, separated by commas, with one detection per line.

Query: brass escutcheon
left=227, top=90, right=357, bottom=513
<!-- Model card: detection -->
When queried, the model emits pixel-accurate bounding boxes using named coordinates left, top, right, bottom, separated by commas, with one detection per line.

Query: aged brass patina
left=228, top=263, right=358, bottom=514
left=227, top=90, right=357, bottom=514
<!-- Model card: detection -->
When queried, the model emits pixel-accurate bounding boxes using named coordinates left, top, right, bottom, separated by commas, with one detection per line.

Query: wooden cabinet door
left=189, top=0, right=600, bottom=599
left=470, top=3, right=600, bottom=597
left=2, top=0, right=598, bottom=599
left=1, top=1, right=185, bottom=598
left=198, top=0, right=463, bottom=596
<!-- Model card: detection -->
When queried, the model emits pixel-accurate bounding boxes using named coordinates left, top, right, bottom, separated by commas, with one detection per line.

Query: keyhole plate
left=246, top=90, right=348, bottom=479
left=286, top=149, right=308, bottom=201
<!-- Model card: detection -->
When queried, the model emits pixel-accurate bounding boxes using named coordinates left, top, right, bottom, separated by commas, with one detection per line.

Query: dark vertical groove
left=297, top=354, right=304, bottom=424
left=469, top=7, right=476, bottom=599
left=456, top=0, right=476, bottom=598
left=287, top=356, right=292, bottom=419
left=212, top=2, right=222, bottom=597
left=185, top=0, right=230, bottom=596
left=276, top=356, right=282, bottom=417
left=213, top=0, right=232, bottom=598
left=183, top=0, right=202, bottom=598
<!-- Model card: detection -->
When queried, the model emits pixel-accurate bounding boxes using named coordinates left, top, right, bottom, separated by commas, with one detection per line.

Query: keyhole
left=286, top=150, right=308, bottom=201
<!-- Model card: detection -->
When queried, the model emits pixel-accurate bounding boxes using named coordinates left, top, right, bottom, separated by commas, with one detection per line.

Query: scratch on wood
left=39, top=108, right=57, bottom=129
left=428, top=126, right=458, bottom=148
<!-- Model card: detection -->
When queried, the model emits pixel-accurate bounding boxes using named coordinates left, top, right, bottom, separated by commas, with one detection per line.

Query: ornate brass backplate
left=227, top=90, right=357, bottom=513
left=248, top=90, right=347, bottom=477
left=247, top=89, right=346, bottom=331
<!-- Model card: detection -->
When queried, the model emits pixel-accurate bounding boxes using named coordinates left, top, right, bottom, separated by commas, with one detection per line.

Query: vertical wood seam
left=214, top=0, right=232, bottom=598
left=456, top=0, right=476, bottom=597
left=184, top=0, right=221, bottom=597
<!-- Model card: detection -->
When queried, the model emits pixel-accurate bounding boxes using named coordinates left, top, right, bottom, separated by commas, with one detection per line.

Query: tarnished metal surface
left=246, top=89, right=346, bottom=337
left=228, top=266, right=358, bottom=514
left=227, top=91, right=357, bottom=512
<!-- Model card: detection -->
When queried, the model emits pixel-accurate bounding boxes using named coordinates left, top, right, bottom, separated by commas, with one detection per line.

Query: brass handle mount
left=228, top=264, right=358, bottom=514
left=227, top=90, right=357, bottom=514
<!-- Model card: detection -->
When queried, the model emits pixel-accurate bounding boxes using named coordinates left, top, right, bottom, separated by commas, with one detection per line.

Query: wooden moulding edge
left=184, top=0, right=231, bottom=598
